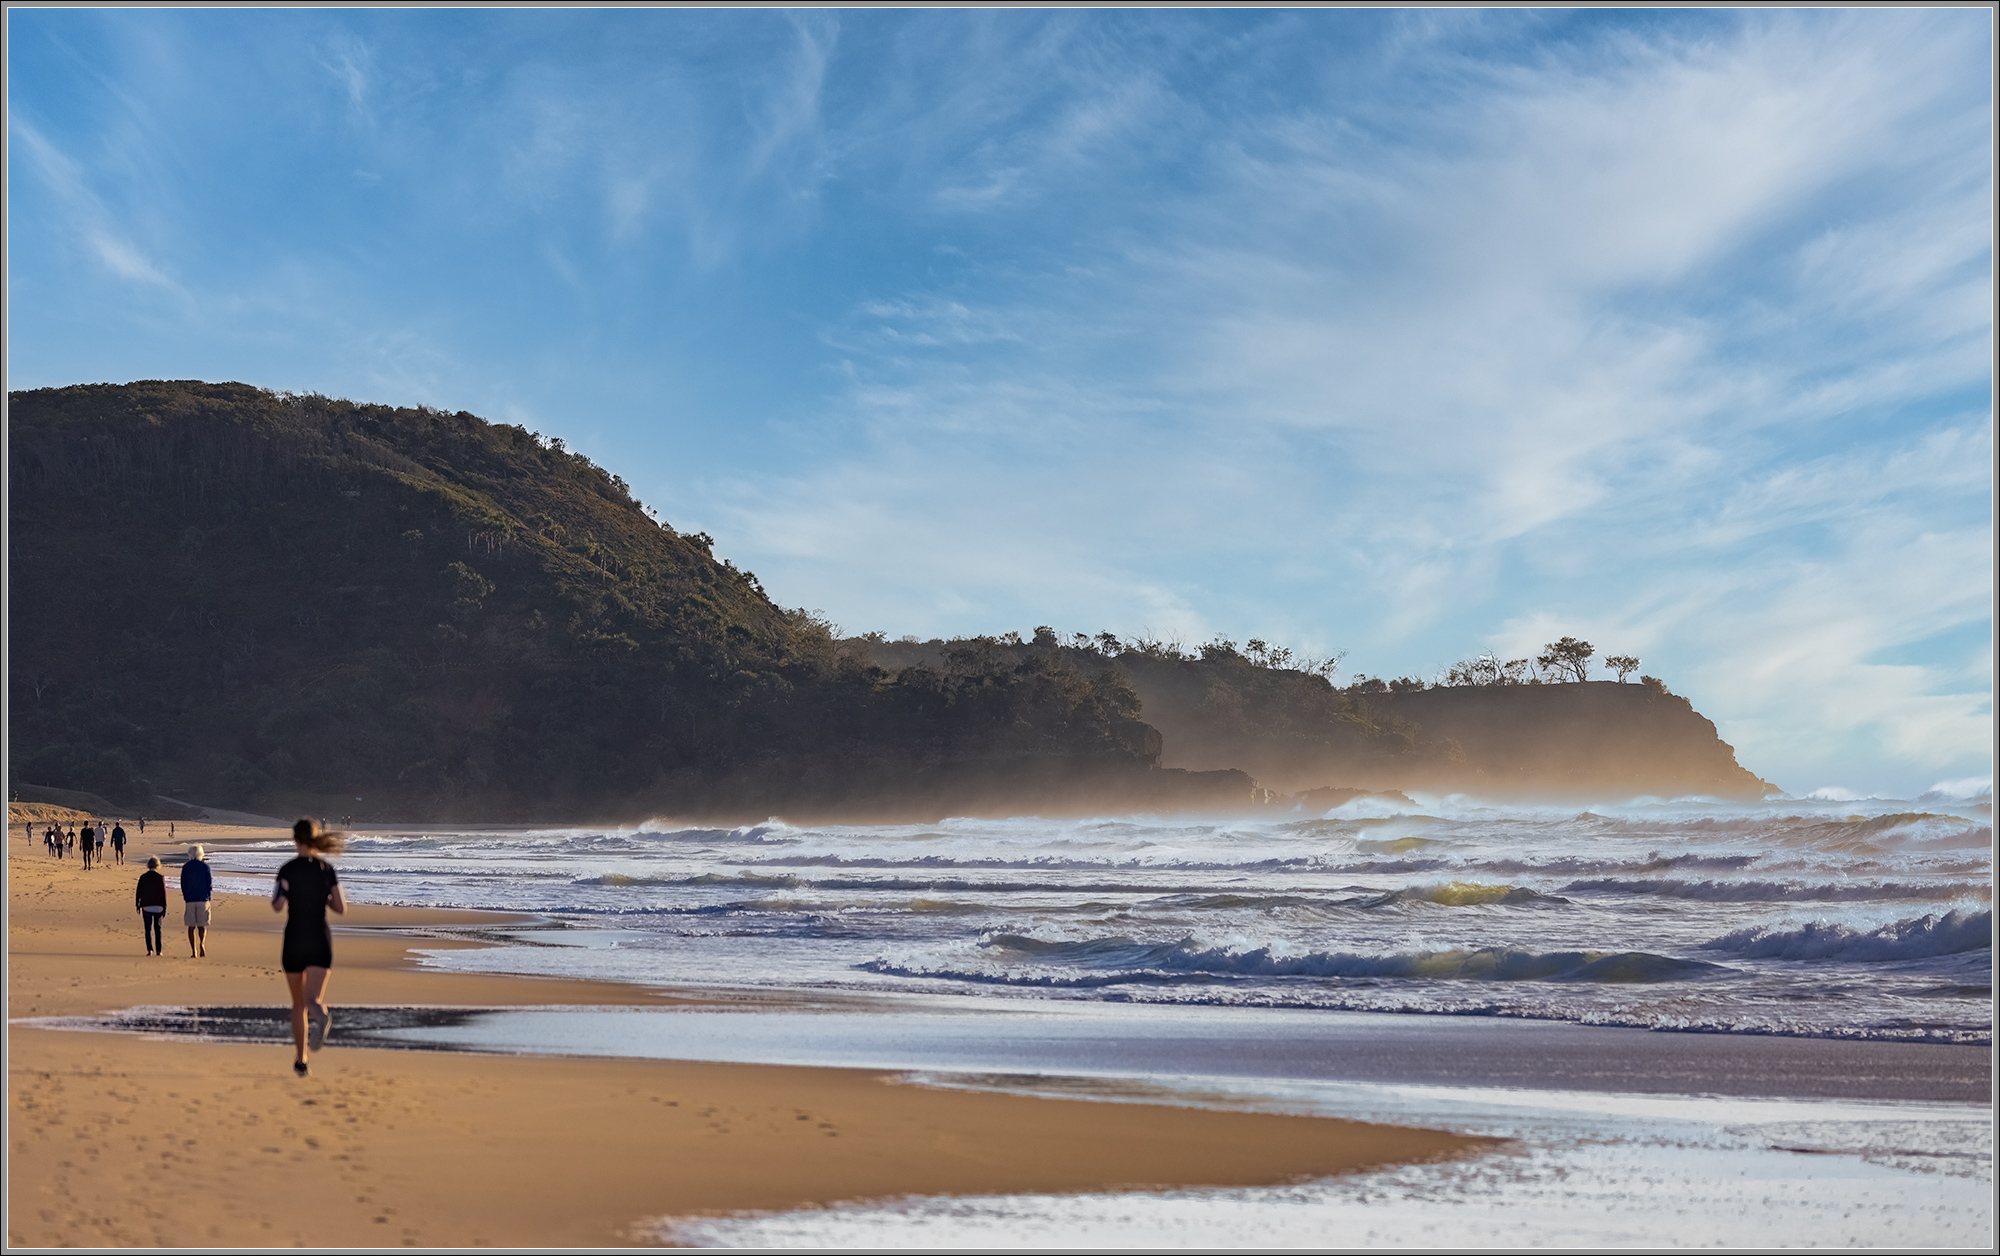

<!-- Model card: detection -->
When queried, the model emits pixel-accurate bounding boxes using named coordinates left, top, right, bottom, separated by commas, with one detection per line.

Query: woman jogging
left=270, top=818, right=346, bottom=1076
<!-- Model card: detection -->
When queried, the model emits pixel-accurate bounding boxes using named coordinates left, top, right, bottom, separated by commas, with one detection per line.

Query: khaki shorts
left=184, top=902, right=212, bottom=928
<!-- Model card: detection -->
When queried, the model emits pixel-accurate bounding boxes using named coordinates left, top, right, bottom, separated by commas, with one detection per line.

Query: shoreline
left=8, top=817, right=1492, bottom=1247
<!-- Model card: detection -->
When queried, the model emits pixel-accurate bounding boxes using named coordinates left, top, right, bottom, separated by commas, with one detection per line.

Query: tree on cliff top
left=1536, top=637, right=1595, bottom=682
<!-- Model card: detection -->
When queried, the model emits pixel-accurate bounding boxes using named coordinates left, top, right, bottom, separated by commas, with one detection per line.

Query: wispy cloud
left=315, top=31, right=372, bottom=118
left=717, top=10, right=1990, bottom=789
left=10, top=117, right=186, bottom=296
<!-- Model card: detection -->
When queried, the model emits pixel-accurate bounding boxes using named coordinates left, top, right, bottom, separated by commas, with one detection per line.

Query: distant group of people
left=36, top=819, right=128, bottom=866
left=29, top=815, right=174, bottom=865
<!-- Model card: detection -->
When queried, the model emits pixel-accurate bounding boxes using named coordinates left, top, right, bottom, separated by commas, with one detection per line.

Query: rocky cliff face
left=1132, top=676, right=1775, bottom=803
left=1375, top=682, right=1776, bottom=801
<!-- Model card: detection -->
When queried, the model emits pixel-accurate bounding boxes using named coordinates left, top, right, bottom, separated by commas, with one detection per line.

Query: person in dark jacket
left=136, top=857, right=169, bottom=955
left=80, top=822, right=96, bottom=870
left=181, top=844, right=215, bottom=957
left=110, top=821, right=127, bottom=865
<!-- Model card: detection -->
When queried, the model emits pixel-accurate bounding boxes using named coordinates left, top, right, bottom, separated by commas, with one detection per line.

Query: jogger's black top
left=276, top=856, right=338, bottom=972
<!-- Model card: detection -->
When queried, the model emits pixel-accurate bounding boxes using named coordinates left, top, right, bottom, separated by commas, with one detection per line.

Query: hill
left=8, top=381, right=1167, bottom=821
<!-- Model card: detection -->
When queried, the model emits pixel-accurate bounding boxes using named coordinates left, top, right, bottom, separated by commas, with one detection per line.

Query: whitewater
left=214, top=791, right=1993, bottom=1044
left=126, top=790, right=1994, bottom=1246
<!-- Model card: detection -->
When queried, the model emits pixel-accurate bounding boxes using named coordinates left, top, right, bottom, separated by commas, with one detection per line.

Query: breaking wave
left=1700, top=910, right=1992, bottom=962
left=858, top=934, right=1732, bottom=985
left=1562, top=878, right=1986, bottom=903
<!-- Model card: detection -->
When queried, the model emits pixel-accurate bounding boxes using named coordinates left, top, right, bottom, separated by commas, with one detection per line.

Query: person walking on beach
left=138, top=815, right=146, bottom=834
left=110, top=821, right=127, bottom=865
left=136, top=857, right=169, bottom=955
left=79, top=822, right=95, bottom=869
left=182, top=844, right=214, bottom=958
left=271, top=818, right=346, bottom=1076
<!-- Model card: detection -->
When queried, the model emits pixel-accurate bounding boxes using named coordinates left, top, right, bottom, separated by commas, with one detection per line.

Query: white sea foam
left=657, top=1075, right=1993, bottom=1248
left=211, top=794, right=1992, bottom=1044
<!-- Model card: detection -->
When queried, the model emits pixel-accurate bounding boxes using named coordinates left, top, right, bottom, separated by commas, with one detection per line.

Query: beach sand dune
left=8, top=821, right=1489, bottom=1247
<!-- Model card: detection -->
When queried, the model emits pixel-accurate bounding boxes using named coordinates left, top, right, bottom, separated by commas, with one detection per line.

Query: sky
left=7, top=8, right=1992, bottom=799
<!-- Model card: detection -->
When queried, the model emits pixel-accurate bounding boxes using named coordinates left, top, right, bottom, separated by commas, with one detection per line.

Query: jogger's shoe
left=306, top=1005, right=330, bottom=1052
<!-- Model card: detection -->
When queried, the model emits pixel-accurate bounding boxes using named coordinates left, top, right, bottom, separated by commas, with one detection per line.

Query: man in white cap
left=181, top=844, right=214, bottom=957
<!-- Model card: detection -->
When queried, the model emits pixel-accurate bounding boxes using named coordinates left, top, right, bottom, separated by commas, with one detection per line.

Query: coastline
left=7, top=818, right=1489, bottom=1247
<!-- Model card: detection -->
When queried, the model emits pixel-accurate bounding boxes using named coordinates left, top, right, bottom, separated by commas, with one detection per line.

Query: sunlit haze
left=8, top=8, right=1991, bottom=797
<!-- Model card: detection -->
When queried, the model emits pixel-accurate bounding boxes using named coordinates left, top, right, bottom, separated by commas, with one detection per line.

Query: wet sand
left=7, top=817, right=1488, bottom=1247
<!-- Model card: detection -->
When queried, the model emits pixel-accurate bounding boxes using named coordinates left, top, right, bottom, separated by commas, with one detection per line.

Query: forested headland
left=858, top=633, right=1774, bottom=803
left=9, top=381, right=1772, bottom=821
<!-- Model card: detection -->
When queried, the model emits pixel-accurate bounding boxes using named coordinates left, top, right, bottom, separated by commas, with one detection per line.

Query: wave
left=751, top=853, right=1363, bottom=873
left=1359, top=882, right=1570, bottom=908
left=632, top=824, right=795, bottom=844
left=1700, top=910, right=1992, bottom=962
left=572, top=871, right=805, bottom=889
left=1374, top=853, right=1758, bottom=877
left=1557, top=811, right=1992, bottom=849
left=1138, top=892, right=1329, bottom=912
left=326, top=863, right=578, bottom=880
left=1561, top=878, right=1986, bottom=903
left=862, top=934, right=1733, bottom=984
left=1353, top=835, right=1450, bottom=855
left=1771, top=814, right=1992, bottom=850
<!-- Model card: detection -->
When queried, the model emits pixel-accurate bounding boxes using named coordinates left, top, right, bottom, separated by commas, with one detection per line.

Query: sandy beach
left=7, top=815, right=1489, bottom=1248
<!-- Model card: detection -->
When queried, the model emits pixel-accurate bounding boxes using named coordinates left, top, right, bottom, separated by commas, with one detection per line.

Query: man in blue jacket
left=181, top=845, right=214, bottom=958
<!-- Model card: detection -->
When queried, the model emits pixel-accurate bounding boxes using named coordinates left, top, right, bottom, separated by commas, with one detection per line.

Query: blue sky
left=8, top=8, right=1991, bottom=799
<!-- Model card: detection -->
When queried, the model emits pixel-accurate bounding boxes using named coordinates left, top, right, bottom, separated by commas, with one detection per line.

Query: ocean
left=188, top=791, right=1993, bottom=1246
left=218, top=792, right=1993, bottom=1045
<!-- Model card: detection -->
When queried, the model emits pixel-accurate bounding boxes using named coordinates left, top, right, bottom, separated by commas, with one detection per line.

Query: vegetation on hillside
left=9, top=381, right=1153, bottom=819
left=856, top=629, right=1446, bottom=779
